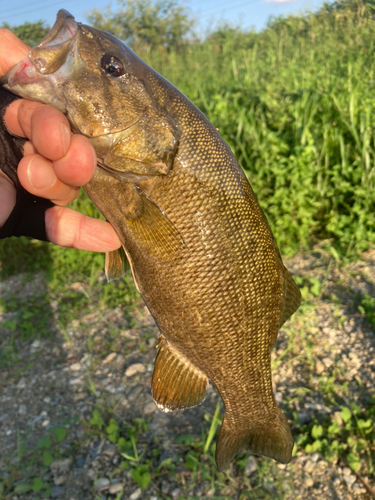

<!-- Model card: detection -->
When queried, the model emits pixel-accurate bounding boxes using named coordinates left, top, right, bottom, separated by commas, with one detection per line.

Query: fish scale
left=2, top=9, right=301, bottom=471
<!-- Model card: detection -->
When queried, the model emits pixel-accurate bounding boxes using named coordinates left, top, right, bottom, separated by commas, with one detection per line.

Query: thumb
left=0, top=29, right=29, bottom=78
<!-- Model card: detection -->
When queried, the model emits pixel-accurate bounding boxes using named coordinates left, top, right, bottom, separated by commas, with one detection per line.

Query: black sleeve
left=0, top=87, right=54, bottom=241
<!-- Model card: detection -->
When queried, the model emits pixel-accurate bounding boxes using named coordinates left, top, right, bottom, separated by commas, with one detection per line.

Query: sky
left=1, top=0, right=326, bottom=33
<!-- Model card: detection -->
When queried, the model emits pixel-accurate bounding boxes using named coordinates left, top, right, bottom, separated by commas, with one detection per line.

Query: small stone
left=114, top=354, right=125, bottom=368
left=69, top=377, right=83, bottom=386
left=127, top=384, right=143, bottom=402
left=30, top=339, right=41, bottom=352
left=125, top=363, right=146, bottom=377
left=53, top=476, right=65, bottom=486
left=311, top=452, right=320, bottom=463
left=343, top=474, right=356, bottom=488
left=129, top=488, right=142, bottom=500
left=50, top=459, right=72, bottom=472
left=304, top=460, right=314, bottom=473
left=51, top=486, right=64, bottom=497
left=161, top=481, right=170, bottom=494
left=18, top=404, right=27, bottom=415
left=70, top=363, right=81, bottom=371
left=322, top=357, right=333, bottom=368
left=109, top=483, right=124, bottom=494
left=171, top=487, right=182, bottom=499
left=73, top=393, right=86, bottom=402
left=315, top=359, right=325, bottom=375
left=102, top=443, right=116, bottom=457
left=95, top=477, right=110, bottom=490
left=275, top=392, right=282, bottom=403
left=103, top=352, right=117, bottom=364
left=343, top=323, right=353, bottom=334
left=297, top=412, right=311, bottom=424
left=52, top=346, right=61, bottom=356
left=263, top=482, right=277, bottom=495
left=143, top=401, right=156, bottom=415
left=43, top=396, right=51, bottom=404
left=304, top=477, right=314, bottom=488
left=343, top=467, right=352, bottom=476
left=17, top=377, right=27, bottom=389
left=75, top=456, right=85, bottom=468
left=41, top=419, right=50, bottom=427
left=150, top=497, right=158, bottom=500
left=87, top=468, right=95, bottom=479
left=244, top=456, right=257, bottom=476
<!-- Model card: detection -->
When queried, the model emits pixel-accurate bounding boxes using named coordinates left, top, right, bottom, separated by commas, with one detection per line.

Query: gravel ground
left=0, top=248, right=374, bottom=499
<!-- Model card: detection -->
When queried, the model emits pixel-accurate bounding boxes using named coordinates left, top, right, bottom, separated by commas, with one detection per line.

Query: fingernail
left=27, top=156, right=56, bottom=190
left=60, top=123, right=71, bottom=156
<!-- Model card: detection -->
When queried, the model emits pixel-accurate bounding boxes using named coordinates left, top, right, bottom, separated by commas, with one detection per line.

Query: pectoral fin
left=105, top=246, right=130, bottom=281
left=126, top=188, right=186, bottom=256
left=279, top=269, right=301, bottom=329
left=152, top=336, right=208, bottom=411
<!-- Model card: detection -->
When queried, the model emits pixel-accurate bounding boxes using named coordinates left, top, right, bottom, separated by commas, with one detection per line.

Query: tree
left=86, top=0, right=195, bottom=52
left=1, top=20, right=50, bottom=47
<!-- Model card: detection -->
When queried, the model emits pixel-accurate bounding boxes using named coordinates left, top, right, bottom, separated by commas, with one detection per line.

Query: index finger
left=0, top=29, right=29, bottom=78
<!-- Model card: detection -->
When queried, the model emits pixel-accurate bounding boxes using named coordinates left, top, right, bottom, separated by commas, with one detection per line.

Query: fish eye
left=101, top=54, right=125, bottom=77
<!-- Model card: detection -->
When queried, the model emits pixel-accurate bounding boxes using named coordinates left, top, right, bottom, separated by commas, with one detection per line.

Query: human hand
left=0, top=29, right=121, bottom=252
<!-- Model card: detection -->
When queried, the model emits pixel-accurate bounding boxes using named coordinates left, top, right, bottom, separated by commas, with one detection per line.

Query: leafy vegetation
left=3, top=0, right=375, bottom=259
left=87, top=0, right=194, bottom=51
left=88, top=0, right=375, bottom=257
left=1, top=20, right=50, bottom=46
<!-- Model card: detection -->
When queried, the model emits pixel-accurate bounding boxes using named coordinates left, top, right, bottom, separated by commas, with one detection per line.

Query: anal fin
left=152, top=337, right=208, bottom=412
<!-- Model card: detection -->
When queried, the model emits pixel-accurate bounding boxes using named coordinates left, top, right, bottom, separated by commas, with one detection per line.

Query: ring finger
left=17, top=153, right=79, bottom=205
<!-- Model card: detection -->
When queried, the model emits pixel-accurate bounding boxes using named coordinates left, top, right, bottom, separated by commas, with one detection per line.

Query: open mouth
left=36, top=9, right=78, bottom=48
left=0, top=10, right=78, bottom=87
left=29, top=10, right=78, bottom=76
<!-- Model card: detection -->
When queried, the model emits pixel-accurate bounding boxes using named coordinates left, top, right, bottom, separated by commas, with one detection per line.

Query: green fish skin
left=2, top=10, right=301, bottom=470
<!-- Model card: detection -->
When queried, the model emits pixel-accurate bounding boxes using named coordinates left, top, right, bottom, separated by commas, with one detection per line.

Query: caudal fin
left=215, top=409, right=293, bottom=472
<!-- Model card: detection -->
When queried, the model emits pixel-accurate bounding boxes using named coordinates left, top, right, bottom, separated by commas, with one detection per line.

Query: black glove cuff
left=0, top=87, right=54, bottom=241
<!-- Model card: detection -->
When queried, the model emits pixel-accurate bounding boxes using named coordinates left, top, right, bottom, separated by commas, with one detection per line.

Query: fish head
left=2, top=10, right=179, bottom=179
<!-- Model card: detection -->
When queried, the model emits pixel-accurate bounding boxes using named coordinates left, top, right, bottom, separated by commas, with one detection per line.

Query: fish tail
left=215, top=408, right=293, bottom=472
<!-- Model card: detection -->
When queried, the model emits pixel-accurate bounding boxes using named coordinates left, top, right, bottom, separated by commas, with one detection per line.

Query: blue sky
left=2, top=0, right=325, bottom=33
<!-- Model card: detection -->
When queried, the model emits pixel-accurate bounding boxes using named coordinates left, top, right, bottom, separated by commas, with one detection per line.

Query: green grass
left=2, top=2, right=375, bottom=274
left=131, top=1, right=375, bottom=258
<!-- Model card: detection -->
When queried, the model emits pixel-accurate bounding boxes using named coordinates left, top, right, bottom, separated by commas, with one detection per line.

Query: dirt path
left=0, top=249, right=374, bottom=499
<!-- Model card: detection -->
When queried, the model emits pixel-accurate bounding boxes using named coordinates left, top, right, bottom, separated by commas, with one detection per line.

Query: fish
left=2, top=10, right=301, bottom=471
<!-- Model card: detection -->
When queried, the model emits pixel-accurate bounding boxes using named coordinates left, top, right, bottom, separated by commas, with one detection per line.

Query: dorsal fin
left=152, top=336, right=208, bottom=412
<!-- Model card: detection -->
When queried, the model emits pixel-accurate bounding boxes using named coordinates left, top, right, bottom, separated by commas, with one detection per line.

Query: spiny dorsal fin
left=105, top=246, right=130, bottom=281
left=127, top=188, right=186, bottom=257
left=152, top=336, right=208, bottom=412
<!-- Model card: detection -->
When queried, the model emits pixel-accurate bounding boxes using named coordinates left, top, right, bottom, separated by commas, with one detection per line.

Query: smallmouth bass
left=2, top=10, right=301, bottom=470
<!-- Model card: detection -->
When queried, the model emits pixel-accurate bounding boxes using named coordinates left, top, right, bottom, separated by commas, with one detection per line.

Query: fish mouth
left=30, top=10, right=78, bottom=75
left=1, top=10, right=78, bottom=87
